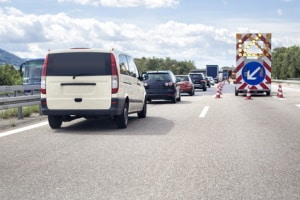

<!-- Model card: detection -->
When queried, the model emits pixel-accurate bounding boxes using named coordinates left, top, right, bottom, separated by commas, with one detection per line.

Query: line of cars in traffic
left=39, top=47, right=215, bottom=129
left=142, top=70, right=215, bottom=104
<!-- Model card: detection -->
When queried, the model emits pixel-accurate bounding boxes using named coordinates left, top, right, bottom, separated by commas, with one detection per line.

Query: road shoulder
left=0, top=113, right=47, bottom=132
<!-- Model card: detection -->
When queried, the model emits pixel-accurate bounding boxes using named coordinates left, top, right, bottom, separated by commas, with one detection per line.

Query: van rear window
left=46, top=52, right=112, bottom=76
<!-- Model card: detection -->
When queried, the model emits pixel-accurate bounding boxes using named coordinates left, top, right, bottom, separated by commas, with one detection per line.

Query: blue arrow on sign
left=241, top=61, right=266, bottom=85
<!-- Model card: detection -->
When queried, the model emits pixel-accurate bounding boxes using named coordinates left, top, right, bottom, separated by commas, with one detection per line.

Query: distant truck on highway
left=206, top=65, right=219, bottom=83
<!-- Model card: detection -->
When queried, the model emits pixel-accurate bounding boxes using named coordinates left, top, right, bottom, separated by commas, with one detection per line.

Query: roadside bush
left=0, top=105, right=40, bottom=119
left=1, top=108, right=17, bottom=119
left=0, top=64, right=22, bottom=85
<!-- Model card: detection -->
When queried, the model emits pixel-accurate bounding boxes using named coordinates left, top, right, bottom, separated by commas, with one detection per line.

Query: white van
left=40, top=48, right=147, bottom=129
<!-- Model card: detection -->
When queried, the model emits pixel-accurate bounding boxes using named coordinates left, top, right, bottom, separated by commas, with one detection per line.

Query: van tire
left=137, top=100, right=147, bottom=118
left=48, top=115, right=62, bottom=129
left=116, top=102, right=128, bottom=129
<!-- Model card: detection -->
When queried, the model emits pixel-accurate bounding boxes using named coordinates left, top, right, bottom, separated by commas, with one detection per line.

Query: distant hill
left=0, top=48, right=25, bottom=69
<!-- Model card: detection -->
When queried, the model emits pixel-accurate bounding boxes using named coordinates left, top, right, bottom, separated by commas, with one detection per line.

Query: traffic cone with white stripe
left=277, top=84, right=283, bottom=98
left=215, top=86, right=221, bottom=98
left=245, top=86, right=252, bottom=100
left=217, top=84, right=222, bottom=95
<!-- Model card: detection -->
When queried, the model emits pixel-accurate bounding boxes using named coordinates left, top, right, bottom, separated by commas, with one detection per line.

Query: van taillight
left=111, top=54, right=119, bottom=94
left=40, top=55, right=48, bottom=94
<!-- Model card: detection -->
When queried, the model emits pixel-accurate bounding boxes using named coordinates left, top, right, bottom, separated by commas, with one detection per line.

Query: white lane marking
left=199, top=106, right=209, bottom=118
left=296, top=104, right=300, bottom=108
left=0, top=121, right=48, bottom=138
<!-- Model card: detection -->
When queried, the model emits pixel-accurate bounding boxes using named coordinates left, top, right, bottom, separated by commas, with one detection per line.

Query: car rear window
left=189, top=73, right=203, bottom=80
left=146, top=73, right=170, bottom=81
left=46, top=52, right=112, bottom=76
left=176, top=76, right=189, bottom=81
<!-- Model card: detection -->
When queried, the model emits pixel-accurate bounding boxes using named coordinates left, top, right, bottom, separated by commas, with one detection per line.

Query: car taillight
left=165, top=82, right=174, bottom=86
left=40, top=55, right=48, bottom=94
left=111, top=54, right=119, bottom=94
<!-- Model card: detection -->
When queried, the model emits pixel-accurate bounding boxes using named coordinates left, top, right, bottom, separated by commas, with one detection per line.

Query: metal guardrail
left=0, top=85, right=41, bottom=119
left=272, top=79, right=300, bottom=88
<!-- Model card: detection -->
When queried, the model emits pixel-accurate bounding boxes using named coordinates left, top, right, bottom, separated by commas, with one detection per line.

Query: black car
left=188, top=72, right=207, bottom=91
left=143, top=70, right=181, bottom=103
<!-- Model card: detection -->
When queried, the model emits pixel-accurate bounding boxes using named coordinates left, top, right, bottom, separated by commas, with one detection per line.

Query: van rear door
left=45, top=52, right=112, bottom=110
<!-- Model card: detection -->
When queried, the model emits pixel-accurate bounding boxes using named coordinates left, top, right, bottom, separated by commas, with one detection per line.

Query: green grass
left=0, top=105, right=40, bottom=119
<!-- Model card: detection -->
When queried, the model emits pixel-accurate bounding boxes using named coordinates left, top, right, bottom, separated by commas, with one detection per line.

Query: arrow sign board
left=241, top=60, right=266, bottom=85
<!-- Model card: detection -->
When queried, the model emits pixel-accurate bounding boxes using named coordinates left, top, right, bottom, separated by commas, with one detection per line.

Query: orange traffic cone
left=245, top=86, right=252, bottom=100
left=218, top=85, right=222, bottom=95
left=215, top=87, right=221, bottom=98
left=277, top=84, right=283, bottom=98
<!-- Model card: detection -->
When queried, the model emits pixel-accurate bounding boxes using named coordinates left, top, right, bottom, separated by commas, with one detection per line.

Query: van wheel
left=137, top=100, right=147, bottom=118
left=48, top=115, right=62, bottom=129
left=116, top=102, right=128, bottom=128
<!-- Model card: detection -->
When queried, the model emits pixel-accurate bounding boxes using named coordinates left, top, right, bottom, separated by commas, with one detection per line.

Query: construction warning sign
left=235, top=33, right=272, bottom=96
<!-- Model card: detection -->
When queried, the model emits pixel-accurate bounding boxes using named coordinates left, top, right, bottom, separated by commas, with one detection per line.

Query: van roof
left=47, top=48, right=124, bottom=55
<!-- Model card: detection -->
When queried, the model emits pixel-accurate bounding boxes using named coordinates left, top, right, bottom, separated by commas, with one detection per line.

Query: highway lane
left=0, top=83, right=299, bottom=200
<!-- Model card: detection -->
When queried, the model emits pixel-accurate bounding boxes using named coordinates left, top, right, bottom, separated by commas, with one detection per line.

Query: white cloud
left=277, top=9, right=283, bottom=16
left=57, top=0, right=180, bottom=8
left=1, top=6, right=300, bottom=68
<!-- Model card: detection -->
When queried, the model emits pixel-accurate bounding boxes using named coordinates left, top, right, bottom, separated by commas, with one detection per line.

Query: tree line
left=134, top=57, right=196, bottom=75
left=1, top=46, right=299, bottom=85
left=272, top=45, right=300, bottom=79
left=0, top=64, right=22, bottom=85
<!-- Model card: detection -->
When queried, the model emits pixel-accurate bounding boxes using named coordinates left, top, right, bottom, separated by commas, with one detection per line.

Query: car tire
left=137, top=100, right=147, bottom=118
left=189, top=90, right=194, bottom=96
left=177, top=92, right=181, bottom=102
left=116, top=101, right=128, bottom=129
left=48, top=115, right=62, bottom=129
left=171, top=95, right=177, bottom=103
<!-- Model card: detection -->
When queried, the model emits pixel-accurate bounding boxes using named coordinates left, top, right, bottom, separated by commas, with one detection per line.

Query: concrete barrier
left=272, top=80, right=300, bottom=88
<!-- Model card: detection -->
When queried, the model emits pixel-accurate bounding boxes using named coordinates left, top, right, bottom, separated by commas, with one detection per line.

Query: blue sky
left=0, top=0, right=299, bottom=68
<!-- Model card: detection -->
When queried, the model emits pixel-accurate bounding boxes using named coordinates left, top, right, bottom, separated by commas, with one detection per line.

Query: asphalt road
left=0, top=83, right=299, bottom=200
